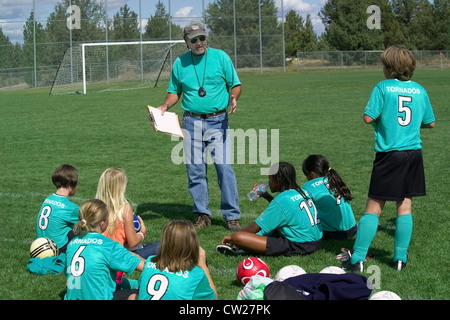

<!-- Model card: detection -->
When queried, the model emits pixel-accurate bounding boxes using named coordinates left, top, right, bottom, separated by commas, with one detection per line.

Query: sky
left=0, top=0, right=327, bottom=44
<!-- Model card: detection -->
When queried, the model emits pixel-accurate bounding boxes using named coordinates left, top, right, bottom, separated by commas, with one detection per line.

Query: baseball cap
left=184, top=21, right=207, bottom=39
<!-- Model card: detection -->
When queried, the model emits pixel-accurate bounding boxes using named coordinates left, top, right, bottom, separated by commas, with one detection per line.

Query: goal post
left=49, top=40, right=186, bottom=95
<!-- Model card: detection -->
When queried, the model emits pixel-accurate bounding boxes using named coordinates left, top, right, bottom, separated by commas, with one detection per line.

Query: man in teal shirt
left=158, top=21, right=242, bottom=231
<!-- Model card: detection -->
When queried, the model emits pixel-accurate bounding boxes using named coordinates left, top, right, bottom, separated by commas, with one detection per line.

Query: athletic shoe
left=226, top=219, right=241, bottom=232
left=216, top=244, right=246, bottom=255
left=392, top=260, right=407, bottom=271
left=342, top=260, right=364, bottom=273
left=194, top=213, right=211, bottom=229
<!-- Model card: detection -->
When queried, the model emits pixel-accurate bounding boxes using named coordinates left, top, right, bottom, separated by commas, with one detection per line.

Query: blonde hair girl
left=96, top=168, right=147, bottom=250
left=65, top=199, right=145, bottom=300
left=73, top=199, right=109, bottom=236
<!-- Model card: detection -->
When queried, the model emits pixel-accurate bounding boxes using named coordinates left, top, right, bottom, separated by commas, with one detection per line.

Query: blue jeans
left=182, top=111, right=241, bottom=221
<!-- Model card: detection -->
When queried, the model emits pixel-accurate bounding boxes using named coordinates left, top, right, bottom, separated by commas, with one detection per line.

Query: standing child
left=346, top=45, right=435, bottom=272
left=64, top=199, right=145, bottom=300
left=132, top=220, right=217, bottom=300
left=218, top=162, right=322, bottom=257
left=36, top=164, right=79, bottom=254
left=96, top=168, right=159, bottom=258
left=302, top=155, right=357, bottom=240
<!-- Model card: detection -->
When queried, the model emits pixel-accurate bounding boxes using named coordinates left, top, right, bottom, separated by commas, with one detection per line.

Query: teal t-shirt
left=64, top=232, right=141, bottom=300
left=255, top=189, right=322, bottom=243
left=138, top=256, right=216, bottom=300
left=168, top=47, right=241, bottom=114
left=364, top=79, right=435, bottom=152
left=36, top=194, right=79, bottom=249
left=302, top=177, right=356, bottom=232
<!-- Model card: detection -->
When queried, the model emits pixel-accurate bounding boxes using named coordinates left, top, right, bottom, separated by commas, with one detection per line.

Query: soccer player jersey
left=302, top=177, right=355, bottom=232
left=36, top=193, right=79, bottom=249
left=256, top=189, right=322, bottom=243
left=64, top=232, right=141, bottom=300
left=364, top=79, right=435, bottom=152
left=138, top=256, right=216, bottom=300
left=168, top=47, right=241, bottom=114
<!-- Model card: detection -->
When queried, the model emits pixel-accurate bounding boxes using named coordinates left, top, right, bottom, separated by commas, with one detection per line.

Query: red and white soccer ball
left=236, top=257, right=270, bottom=286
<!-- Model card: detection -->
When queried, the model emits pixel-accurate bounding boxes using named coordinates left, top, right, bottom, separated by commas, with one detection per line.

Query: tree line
left=0, top=0, right=448, bottom=73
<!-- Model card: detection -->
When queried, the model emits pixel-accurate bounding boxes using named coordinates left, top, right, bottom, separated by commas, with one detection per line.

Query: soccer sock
left=393, top=214, right=413, bottom=263
left=351, top=213, right=379, bottom=264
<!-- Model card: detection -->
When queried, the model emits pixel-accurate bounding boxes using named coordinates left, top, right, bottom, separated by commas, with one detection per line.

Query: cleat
left=216, top=244, right=245, bottom=255
left=393, top=260, right=407, bottom=271
left=342, top=260, right=364, bottom=273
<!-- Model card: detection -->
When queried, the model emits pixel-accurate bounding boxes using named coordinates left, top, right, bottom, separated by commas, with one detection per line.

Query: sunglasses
left=190, top=36, right=206, bottom=44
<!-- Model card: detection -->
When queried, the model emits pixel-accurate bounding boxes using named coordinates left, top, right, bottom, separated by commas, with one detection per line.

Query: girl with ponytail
left=65, top=199, right=144, bottom=300
left=302, top=155, right=357, bottom=239
left=218, top=162, right=322, bottom=256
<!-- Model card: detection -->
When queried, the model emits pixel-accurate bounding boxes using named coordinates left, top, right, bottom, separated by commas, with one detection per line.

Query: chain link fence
left=295, top=50, right=449, bottom=70
left=1, top=0, right=448, bottom=91
left=0, top=0, right=288, bottom=91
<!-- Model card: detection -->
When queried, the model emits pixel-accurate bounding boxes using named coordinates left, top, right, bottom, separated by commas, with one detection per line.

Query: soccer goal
left=49, top=40, right=186, bottom=95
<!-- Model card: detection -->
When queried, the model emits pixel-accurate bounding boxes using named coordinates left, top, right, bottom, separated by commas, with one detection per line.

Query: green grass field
left=0, top=68, right=448, bottom=300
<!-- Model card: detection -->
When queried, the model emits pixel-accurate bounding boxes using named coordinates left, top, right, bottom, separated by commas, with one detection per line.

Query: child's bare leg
left=231, top=232, right=267, bottom=254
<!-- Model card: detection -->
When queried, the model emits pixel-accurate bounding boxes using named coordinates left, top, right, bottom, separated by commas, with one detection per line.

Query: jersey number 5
left=398, top=96, right=412, bottom=126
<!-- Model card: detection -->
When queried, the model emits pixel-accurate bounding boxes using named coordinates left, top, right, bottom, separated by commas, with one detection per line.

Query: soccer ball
left=133, top=214, right=141, bottom=232
left=370, top=290, right=401, bottom=300
left=30, top=237, right=59, bottom=259
left=319, top=266, right=346, bottom=274
left=274, top=265, right=307, bottom=282
left=236, top=257, right=270, bottom=286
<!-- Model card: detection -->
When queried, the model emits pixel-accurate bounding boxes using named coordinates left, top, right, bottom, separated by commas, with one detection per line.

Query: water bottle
left=247, top=183, right=269, bottom=201
left=116, top=271, right=124, bottom=285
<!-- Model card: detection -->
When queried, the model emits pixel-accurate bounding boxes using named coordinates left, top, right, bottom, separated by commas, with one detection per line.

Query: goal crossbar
left=80, top=40, right=185, bottom=94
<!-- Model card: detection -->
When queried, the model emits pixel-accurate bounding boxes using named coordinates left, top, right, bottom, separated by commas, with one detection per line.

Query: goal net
left=49, top=40, right=186, bottom=95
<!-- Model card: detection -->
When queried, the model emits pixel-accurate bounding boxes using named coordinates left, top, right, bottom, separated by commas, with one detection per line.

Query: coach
left=157, top=21, right=242, bottom=232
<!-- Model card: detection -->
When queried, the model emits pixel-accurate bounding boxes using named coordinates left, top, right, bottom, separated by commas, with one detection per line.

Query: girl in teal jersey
left=219, top=162, right=322, bottom=256
left=64, top=199, right=144, bottom=300
left=131, top=220, right=217, bottom=300
left=346, top=46, right=435, bottom=272
left=301, top=155, right=356, bottom=240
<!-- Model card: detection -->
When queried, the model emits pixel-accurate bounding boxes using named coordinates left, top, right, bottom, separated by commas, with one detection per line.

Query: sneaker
left=194, top=213, right=211, bottom=229
left=342, top=260, right=364, bottom=272
left=216, top=244, right=245, bottom=255
left=226, top=219, right=241, bottom=232
left=392, top=260, right=407, bottom=271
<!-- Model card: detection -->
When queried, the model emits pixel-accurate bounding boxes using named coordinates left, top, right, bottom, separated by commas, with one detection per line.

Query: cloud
left=276, top=0, right=325, bottom=34
left=173, top=6, right=201, bottom=27
left=174, top=6, right=194, bottom=18
left=281, top=0, right=314, bottom=13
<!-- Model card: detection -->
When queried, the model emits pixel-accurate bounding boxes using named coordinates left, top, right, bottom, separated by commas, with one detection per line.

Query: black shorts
left=322, top=225, right=357, bottom=240
left=368, top=149, right=426, bottom=201
left=265, top=235, right=322, bottom=257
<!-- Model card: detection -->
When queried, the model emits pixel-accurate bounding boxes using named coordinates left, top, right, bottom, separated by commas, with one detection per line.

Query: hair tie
left=81, top=219, right=87, bottom=224
left=328, top=167, right=332, bottom=171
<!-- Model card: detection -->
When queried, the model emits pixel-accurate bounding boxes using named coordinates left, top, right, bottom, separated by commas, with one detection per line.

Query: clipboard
left=147, top=106, right=184, bottom=139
